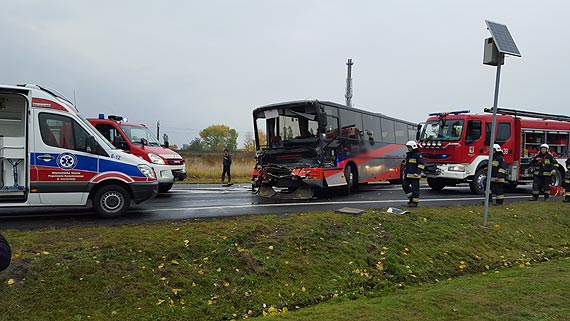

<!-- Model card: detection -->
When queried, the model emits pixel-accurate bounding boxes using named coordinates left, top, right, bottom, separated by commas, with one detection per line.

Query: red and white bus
left=251, top=100, right=416, bottom=198
left=418, top=108, right=570, bottom=194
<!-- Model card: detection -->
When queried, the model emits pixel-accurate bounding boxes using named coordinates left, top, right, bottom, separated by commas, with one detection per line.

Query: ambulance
left=87, top=115, right=186, bottom=193
left=0, top=84, right=158, bottom=218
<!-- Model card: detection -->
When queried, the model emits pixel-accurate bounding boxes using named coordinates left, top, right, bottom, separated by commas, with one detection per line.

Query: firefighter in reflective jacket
left=562, top=158, right=570, bottom=203
left=490, top=144, right=508, bottom=205
left=529, top=143, right=559, bottom=201
left=402, top=140, right=425, bottom=207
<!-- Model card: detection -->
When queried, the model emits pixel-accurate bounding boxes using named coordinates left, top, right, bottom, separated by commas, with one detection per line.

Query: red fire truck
left=418, top=108, right=570, bottom=194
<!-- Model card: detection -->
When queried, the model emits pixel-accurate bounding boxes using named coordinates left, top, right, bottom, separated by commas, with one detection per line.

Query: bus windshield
left=255, top=107, right=320, bottom=148
left=120, top=124, right=161, bottom=146
left=421, top=120, right=464, bottom=141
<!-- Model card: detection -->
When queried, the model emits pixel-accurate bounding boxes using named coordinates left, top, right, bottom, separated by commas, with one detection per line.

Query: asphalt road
left=0, top=183, right=535, bottom=230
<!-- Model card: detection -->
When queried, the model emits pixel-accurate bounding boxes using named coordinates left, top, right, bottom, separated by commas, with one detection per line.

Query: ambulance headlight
left=138, top=164, right=156, bottom=179
left=148, top=153, right=165, bottom=165
left=448, top=165, right=465, bottom=172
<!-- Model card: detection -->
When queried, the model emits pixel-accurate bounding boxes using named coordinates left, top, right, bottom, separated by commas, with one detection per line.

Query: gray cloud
left=1, top=0, right=569, bottom=146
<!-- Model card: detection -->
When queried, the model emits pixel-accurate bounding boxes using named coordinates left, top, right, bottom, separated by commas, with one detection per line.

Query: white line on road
left=137, top=195, right=531, bottom=213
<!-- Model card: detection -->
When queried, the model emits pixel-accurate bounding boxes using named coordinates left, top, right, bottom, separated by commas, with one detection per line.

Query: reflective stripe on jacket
left=405, top=149, right=425, bottom=179
left=491, top=153, right=507, bottom=183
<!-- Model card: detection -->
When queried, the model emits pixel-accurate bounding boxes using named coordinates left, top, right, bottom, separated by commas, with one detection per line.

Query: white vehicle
left=0, top=84, right=158, bottom=217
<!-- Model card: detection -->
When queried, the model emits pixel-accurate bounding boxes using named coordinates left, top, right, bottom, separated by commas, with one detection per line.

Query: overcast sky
left=1, top=1, right=569, bottom=147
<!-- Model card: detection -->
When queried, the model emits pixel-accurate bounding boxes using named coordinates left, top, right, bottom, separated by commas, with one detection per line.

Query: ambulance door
left=32, top=110, right=99, bottom=205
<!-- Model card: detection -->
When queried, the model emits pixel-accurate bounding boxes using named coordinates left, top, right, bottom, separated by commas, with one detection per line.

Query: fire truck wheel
left=551, top=167, right=563, bottom=186
left=470, top=167, right=487, bottom=195
left=427, top=177, right=446, bottom=191
left=158, top=183, right=174, bottom=193
left=93, top=185, right=131, bottom=218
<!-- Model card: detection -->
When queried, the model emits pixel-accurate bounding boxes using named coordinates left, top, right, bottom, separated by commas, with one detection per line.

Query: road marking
left=137, top=195, right=531, bottom=213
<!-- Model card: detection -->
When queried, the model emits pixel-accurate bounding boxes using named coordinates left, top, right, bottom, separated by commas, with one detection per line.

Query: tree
left=243, top=130, right=266, bottom=152
left=199, top=125, right=238, bottom=151
left=185, top=137, right=204, bottom=151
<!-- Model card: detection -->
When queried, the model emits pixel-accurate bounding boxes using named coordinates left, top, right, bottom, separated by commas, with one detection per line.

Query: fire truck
left=418, top=108, right=570, bottom=194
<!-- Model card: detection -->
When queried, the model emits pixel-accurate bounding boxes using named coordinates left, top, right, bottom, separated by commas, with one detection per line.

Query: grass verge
left=0, top=202, right=568, bottom=320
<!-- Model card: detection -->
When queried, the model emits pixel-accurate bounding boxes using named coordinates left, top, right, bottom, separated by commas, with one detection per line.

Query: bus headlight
left=448, top=165, right=465, bottom=172
left=148, top=153, right=165, bottom=165
left=138, top=164, right=156, bottom=179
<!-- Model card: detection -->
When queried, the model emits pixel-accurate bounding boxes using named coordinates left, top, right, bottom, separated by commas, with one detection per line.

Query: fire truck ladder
left=484, top=107, right=570, bottom=122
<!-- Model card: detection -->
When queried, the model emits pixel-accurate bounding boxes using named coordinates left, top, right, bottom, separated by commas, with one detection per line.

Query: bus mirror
left=141, top=138, right=148, bottom=148
left=318, top=113, right=327, bottom=131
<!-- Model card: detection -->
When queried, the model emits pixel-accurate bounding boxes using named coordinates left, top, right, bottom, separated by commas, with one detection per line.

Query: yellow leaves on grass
left=458, top=261, right=467, bottom=270
left=171, top=260, right=180, bottom=265
left=262, top=306, right=288, bottom=316
left=376, top=261, right=384, bottom=272
left=7, top=279, right=15, bottom=285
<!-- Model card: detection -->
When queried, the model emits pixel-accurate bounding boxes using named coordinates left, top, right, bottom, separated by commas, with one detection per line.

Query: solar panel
left=485, top=20, right=521, bottom=57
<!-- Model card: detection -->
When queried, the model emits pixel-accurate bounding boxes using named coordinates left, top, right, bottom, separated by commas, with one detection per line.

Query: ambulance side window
left=39, top=113, right=90, bottom=152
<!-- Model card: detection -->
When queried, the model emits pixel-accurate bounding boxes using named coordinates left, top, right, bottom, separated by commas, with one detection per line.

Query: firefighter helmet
left=540, top=143, right=549, bottom=150
left=406, top=140, right=418, bottom=149
left=493, top=144, right=502, bottom=153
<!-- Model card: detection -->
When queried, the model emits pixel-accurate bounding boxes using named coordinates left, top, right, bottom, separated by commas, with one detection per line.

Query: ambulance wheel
left=93, top=185, right=131, bottom=218
left=158, top=183, right=174, bottom=193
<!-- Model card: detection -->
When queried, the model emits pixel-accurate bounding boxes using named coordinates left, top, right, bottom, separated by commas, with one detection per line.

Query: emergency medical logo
left=56, top=153, right=77, bottom=170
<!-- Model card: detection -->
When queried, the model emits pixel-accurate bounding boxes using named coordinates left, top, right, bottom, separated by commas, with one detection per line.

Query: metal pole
left=345, top=59, right=353, bottom=107
left=157, top=121, right=160, bottom=141
left=483, top=53, right=504, bottom=227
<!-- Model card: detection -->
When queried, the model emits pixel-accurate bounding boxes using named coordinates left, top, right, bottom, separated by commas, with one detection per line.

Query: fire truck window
left=95, top=124, right=123, bottom=145
left=381, top=118, right=396, bottom=143
left=485, top=122, right=511, bottom=145
left=466, top=120, right=482, bottom=143
left=39, top=113, right=90, bottom=152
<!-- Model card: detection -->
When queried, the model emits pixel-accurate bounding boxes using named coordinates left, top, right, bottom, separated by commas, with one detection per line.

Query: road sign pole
left=483, top=53, right=504, bottom=227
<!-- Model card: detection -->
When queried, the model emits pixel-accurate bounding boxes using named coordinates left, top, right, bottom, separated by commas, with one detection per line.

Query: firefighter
left=562, top=157, right=570, bottom=203
left=402, top=140, right=425, bottom=207
left=490, top=144, right=507, bottom=205
left=529, top=143, right=558, bottom=201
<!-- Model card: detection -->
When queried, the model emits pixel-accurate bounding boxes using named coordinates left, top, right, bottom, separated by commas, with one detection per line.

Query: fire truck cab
left=88, top=116, right=186, bottom=193
left=418, top=108, right=570, bottom=194
left=0, top=84, right=158, bottom=217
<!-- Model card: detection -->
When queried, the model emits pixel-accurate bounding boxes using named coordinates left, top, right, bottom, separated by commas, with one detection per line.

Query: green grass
left=0, top=202, right=568, bottom=320
left=261, top=258, right=570, bottom=321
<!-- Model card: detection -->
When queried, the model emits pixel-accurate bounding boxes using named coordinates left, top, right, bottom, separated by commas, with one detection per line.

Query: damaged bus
left=251, top=100, right=417, bottom=199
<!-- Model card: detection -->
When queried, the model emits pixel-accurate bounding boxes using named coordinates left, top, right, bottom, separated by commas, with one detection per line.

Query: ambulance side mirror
left=85, top=135, right=96, bottom=153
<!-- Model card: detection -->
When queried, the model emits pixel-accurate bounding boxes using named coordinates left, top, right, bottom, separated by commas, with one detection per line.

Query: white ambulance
left=0, top=84, right=158, bottom=218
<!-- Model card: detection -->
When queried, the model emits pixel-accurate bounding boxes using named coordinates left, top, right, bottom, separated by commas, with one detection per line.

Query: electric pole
left=345, top=58, right=353, bottom=107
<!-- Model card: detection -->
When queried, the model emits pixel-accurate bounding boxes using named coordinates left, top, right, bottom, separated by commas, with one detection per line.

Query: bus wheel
left=427, top=177, right=446, bottom=191
left=343, top=165, right=356, bottom=195
left=158, top=183, right=174, bottom=193
left=93, top=185, right=131, bottom=218
left=470, top=167, right=487, bottom=195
